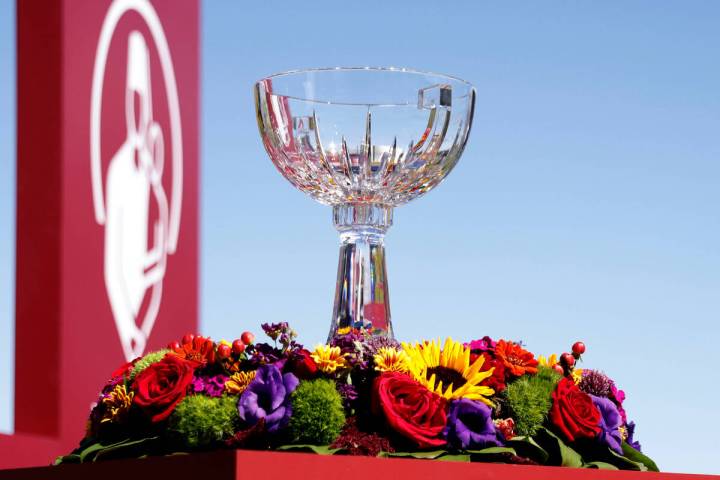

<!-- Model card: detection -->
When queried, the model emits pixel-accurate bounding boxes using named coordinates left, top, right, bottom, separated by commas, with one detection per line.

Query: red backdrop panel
left=1, top=0, right=199, bottom=468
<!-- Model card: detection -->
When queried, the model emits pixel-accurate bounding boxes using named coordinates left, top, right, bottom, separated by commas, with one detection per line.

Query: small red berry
left=232, top=339, right=246, bottom=354
left=561, top=352, right=576, bottom=367
left=168, top=341, right=181, bottom=350
left=572, top=341, right=586, bottom=355
left=181, top=333, right=195, bottom=345
left=217, top=343, right=232, bottom=359
left=552, top=364, right=565, bottom=375
left=241, top=331, right=255, bottom=345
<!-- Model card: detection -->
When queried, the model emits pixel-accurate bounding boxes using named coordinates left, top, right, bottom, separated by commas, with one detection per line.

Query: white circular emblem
left=90, top=0, right=183, bottom=361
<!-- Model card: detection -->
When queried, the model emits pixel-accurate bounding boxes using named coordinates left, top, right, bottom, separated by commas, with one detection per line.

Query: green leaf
left=509, top=436, right=550, bottom=464
left=467, top=446, right=517, bottom=463
left=276, top=444, right=341, bottom=455
left=467, top=446, right=516, bottom=455
left=67, top=436, right=163, bottom=463
left=54, top=454, right=80, bottom=465
left=92, top=436, right=163, bottom=462
left=437, top=454, right=471, bottom=462
left=535, top=428, right=583, bottom=468
left=381, top=450, right=447, bottom=459
left=584, top=461, right=619, bottom=470
left=621, top=442, right=659, bottom=472
left=77, top=439, right=129, bottom=463
left=604, top=447, right=648, bottom=471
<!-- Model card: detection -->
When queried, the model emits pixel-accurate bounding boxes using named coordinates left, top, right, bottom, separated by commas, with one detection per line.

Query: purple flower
left=609, top=384, right=627, bottom=424
left=336, top=382, right=358, bottom=409
left=590, top=395, right=623, bottom=454
left=238, top=364, right=298, bottom=434
left=464, top=336, right=496, bottom=353
left=579, top=370, right=615, bottom=398
left=443, top=398, right=505, bottom=450
left=330, top=332, right=368, bottom=369
left=191, top=373, right=228, bottom=398
left=364, top=335, right=400, bottom=355
left=329, top=332, right=400, bottom=371
left=625, top=421, right=642, bottom=452
left=262, top=322, right=289, bottom=341
left=247, top=342, right=284, bottom=367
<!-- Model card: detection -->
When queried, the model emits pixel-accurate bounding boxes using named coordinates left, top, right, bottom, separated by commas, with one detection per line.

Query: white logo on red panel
left=90, top=0, right=183, bottom=362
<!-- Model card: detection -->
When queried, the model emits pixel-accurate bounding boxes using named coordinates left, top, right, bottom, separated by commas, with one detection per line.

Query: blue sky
left=2, top=0, right=720, bottom=474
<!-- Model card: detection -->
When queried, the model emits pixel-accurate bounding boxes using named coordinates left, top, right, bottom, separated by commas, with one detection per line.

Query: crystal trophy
left=255, top=67, right=476, bottom=341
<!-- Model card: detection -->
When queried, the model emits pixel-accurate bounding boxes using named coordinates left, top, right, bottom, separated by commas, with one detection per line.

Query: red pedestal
left=0, top=450, right=717, bottom=480
left=3, top=0, right=199, bottom=468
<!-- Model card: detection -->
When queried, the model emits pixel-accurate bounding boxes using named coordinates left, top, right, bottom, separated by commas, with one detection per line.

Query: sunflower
left=225, top=370, right=256, bottom=395
left=402, top=338, right=495, bottom=406
left=374, top=347, right=411, bottom=373
left=310, top=345, right=347, bottom=374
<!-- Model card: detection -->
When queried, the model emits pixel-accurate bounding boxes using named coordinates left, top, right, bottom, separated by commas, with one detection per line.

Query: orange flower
left=170, top=335, right=216, bottom=365
left=495, top=340, right=538, bottom=377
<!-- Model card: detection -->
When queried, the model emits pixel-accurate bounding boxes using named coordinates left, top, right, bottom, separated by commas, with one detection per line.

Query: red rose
left=550, top=377, right=601, bottom=442
left=132, top=355, right=198, bottom=423
left=372, top=372, right=447, bottom=448
left=289, top=349, right=318, bottom=379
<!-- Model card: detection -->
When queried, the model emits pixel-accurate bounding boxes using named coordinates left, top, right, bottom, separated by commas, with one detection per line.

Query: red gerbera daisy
left=170, top=335, right=216, bottom=365
left=495, top=340, right=538, bottom=378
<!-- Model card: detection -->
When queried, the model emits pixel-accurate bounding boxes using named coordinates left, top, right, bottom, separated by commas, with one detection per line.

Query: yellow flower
left=225, top=371, right=256, bottom=395
left=402, top=338, right=495, bottom=406
left=100, top=384, right=134, bottom=424
left=537, top=354, right=558, bottom=367
left=310, top=345, right=347, bottom=374
left=336, top=327, right=351, bottom=335
left=374, top=347, right=411, bottom=373
left=572, top=368, right=583, bottom=385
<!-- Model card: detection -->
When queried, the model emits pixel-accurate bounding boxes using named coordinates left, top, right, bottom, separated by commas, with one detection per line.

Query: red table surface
left=0, top=449, right=717, bottom=480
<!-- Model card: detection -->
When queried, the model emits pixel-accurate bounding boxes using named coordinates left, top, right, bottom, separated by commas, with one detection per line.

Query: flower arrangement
left=57, top=324, right=657, bottom=471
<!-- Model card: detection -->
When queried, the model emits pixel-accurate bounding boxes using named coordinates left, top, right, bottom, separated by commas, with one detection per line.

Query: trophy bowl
left=255, top=67, right=476, bottom=341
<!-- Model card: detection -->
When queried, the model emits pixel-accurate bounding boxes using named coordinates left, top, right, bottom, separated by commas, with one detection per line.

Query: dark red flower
left=372, top=372, right=447, bottom=449
left=288, top=348, right=318, bottom=379
left=132, top=355, right=199, bottom=423
left=550, top=377, right=602, bottom=442
left=111, top=358, right=139, bottom=379
left=479, top=352, right=506, bottom=393
left=330, top=417, right=394, bottom=456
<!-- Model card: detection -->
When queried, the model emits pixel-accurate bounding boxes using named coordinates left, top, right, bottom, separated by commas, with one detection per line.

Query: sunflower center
left=426, top=366, right=467, bottom=388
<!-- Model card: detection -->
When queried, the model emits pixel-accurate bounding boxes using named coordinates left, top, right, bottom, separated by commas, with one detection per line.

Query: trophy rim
left=255, top=66, right=474, bottom=89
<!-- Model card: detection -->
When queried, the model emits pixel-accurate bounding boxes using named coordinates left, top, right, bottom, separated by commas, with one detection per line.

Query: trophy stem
left=328, top=204, right=394, bottom=342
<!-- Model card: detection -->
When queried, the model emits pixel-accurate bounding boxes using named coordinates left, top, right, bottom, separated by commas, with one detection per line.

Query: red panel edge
left=0, top=449, right=718, bottom=479
left=14, top=0, right=63, bottom=437
left=235, top=450, right=719, bottom=480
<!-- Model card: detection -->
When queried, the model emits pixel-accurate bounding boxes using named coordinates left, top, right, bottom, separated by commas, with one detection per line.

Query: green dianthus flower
left=288, top=379, right=346, bottom=445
